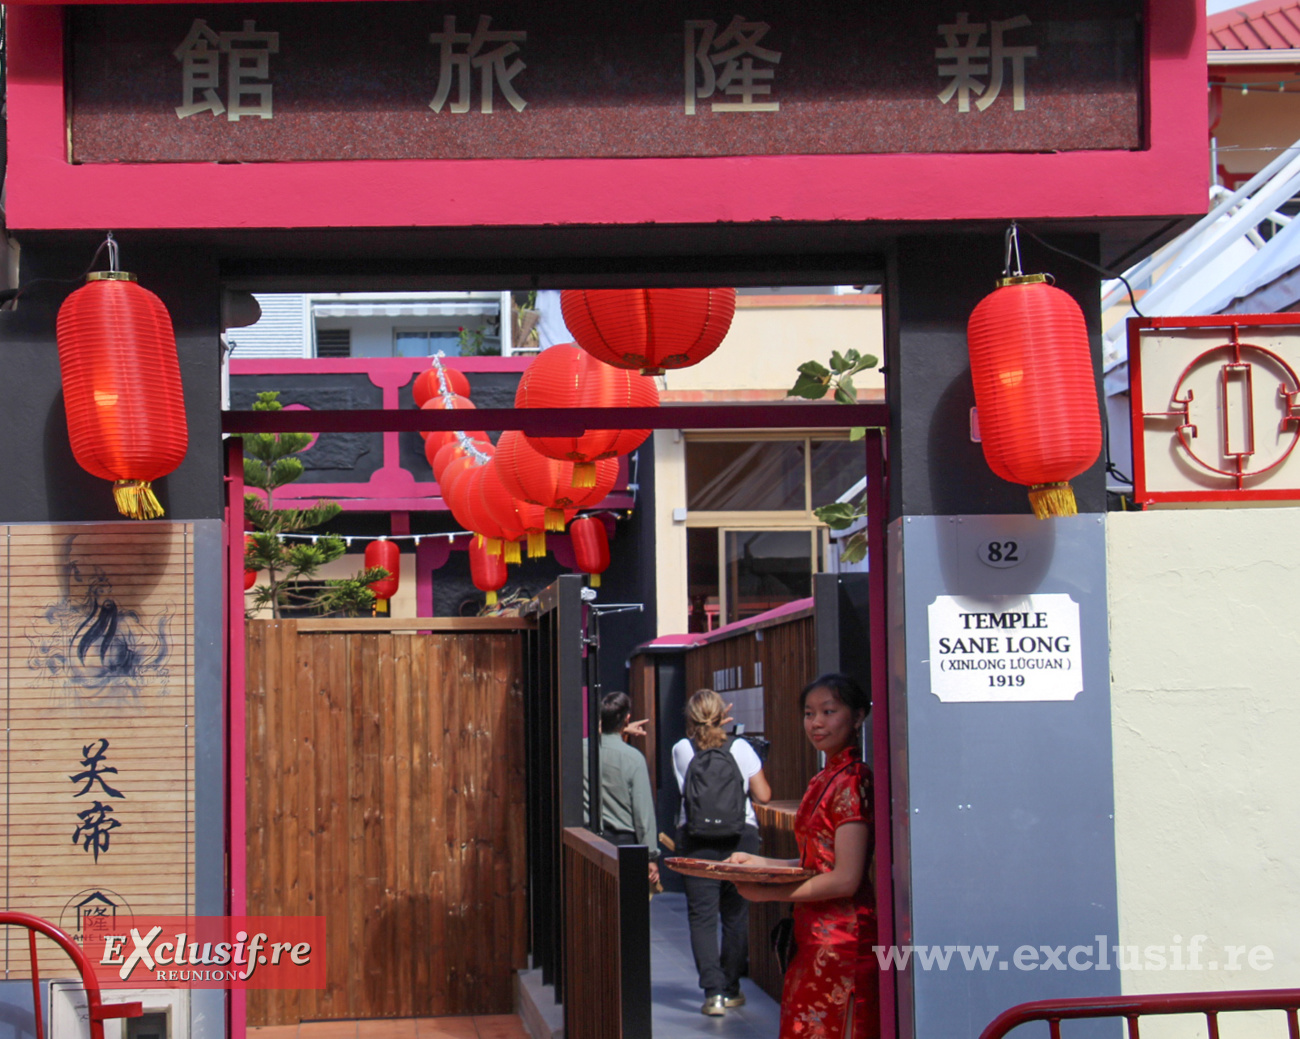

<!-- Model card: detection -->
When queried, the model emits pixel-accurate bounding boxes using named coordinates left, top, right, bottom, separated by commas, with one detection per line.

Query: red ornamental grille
left=55, top=276, right=188, bottom=508
left=966, top=278, right=1101, bottom=516
left=560, top=288, right=737, bottom=375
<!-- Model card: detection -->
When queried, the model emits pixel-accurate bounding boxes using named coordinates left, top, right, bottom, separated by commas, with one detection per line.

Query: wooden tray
left=664, top=857, right=815, bottom=883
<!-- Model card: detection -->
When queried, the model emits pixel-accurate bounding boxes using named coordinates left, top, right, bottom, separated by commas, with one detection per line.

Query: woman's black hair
left=799, top=672, right=869, bottom=715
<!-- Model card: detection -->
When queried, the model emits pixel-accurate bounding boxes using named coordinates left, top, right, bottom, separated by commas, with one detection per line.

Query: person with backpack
left=672, top=688, right=772, bottom=1016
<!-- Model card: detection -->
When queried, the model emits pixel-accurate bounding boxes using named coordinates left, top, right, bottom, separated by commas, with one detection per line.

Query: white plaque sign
left=927, top=593, right=1082, bottom=702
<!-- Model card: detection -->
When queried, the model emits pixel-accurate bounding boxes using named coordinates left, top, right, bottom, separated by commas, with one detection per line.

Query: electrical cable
left=2, top=232, right=120, bottom=309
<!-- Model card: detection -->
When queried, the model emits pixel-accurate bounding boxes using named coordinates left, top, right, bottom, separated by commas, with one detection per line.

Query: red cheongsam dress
left=779, top=746, right=878, bottom=1039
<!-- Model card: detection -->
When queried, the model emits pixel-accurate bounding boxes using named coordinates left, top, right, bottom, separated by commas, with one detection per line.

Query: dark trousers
left=679, top=824, right=761, bottom=997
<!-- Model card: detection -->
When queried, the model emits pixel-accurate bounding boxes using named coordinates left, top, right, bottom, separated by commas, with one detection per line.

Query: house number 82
left=978, top=540, right=1022, bottom=568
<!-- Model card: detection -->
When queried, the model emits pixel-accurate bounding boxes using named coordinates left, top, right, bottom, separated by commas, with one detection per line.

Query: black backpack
left=683, top=737, right=747, bottom=839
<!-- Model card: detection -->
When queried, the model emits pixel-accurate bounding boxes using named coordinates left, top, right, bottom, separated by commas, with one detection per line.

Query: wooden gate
left=244, top=619, right=530, bottom=1025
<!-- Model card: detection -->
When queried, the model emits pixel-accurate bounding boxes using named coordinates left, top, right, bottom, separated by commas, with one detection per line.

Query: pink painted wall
left=5, top=2, right=1206, bottom=230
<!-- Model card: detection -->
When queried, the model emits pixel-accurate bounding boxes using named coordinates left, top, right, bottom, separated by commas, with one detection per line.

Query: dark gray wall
left=0, top=235, right=224, bottom=522
left=887, top=233, right=1107, bottom=521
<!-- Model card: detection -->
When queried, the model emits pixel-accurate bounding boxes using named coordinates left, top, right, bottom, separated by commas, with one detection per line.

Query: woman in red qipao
left=731, top=673, right=878, bottom=1039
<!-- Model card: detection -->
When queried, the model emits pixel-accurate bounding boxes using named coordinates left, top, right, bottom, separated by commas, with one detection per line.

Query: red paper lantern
left=365, top=539, right=400, bottom=606
left=418, top=393, right=476, bottom=444
left=460, top=465, right=512, bottom=558
left=470, top=538, right=508, bottom=607
left=570, top=517, right=610, bottom=588
left=478, top=463, right=530, bottom=563
left=56, top=272, right=189, bottom=519
left=516, top=344, right=659, bottom=485
left=493, top=431, right=618, bottom=532
left=411, top=366, right=471, bottom=406
left=243, top=534, right=258, bottom=591
left=441, top=447, right=495, bottom=531
left=967, top=274, right=1102, bottom=518
left=427, top=430, right=492, bottom=474
left=561, top=288, right=737, bottom=375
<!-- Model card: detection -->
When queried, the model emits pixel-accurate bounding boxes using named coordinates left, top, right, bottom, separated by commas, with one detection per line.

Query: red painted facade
left=5, top=2, right=1206, bottom=230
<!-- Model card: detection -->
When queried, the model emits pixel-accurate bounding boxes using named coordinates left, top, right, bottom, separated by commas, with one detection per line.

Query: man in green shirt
left=586, top=691, right=660, bottom=886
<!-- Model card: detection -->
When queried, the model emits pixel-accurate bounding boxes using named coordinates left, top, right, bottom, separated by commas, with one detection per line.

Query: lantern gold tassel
left=113, top=480, right=165, bottom=520
left=486, top=591, right=498, bottom=606
left=544, top=508, right=567, bottom=532
left=527, top=531, right=547, bottom=557
left=1028, top=482, right=1077, bottom=520
left=485, top=537, right=502, bottom=558
left=504, top=540, right=522, bottom=565
left=571, top=462, right=597, bottom=488
left=590, top=573, right=601, bottom=588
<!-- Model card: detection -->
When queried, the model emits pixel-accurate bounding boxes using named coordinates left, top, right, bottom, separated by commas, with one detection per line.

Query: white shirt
left=672, top=736, right=764, bottom=829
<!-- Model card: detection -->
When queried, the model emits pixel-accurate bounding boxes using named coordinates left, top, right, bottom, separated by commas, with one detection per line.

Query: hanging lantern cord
left=1003, top=223, right=1025, bottom=279
left=1, top=231, right=123, bottom=310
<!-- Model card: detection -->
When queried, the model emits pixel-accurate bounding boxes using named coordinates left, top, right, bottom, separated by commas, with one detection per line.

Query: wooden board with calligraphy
left=0, top=524, right=195, bottom=976
left=68, top=0, right=1142, bottom=164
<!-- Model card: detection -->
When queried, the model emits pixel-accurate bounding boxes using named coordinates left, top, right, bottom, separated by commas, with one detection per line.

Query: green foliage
left=789, top=350, right=881, bottom=566
left=241, top=391, right=381, bottom=618
left=786, top=349, right=879, bottom=403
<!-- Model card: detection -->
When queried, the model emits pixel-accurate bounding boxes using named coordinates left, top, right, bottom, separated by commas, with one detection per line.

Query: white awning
left=312, top=302, right=497, bottom=319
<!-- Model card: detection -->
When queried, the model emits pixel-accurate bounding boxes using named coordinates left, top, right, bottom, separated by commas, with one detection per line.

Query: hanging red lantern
left=478, top=464, right=530, bottom=564
left=56, top=270, right=189, bottom=519
left=493, top=431, right=618, bottom=532
left=470, top=537, right=508, bottom=607
left=411, top=366, right=471, bottom=407
left=418, top=393, right=476, bottom=444
left=365, top=539, right=400, bottom=608
left=426, top=429, right=491, bottom=474
left=516, top=344, right=659, bottom=485
left=440, top=446, right=495, bottom=531
left=243, top=534, right=258, bottom=591
left=570, top=517, right=611, bottom=588
left=561, top=288, right=737, bottom=376
left=967, top=273, right=1101, bottom=518
left=460, top=464, right=512, bottom=558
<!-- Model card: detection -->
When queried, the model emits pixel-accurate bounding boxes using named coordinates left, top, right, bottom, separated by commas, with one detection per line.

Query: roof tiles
left=1209, top=2, right=1300, bottom=51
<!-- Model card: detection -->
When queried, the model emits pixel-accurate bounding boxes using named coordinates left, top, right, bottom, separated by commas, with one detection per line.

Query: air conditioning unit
left=49, top=981, right=189, bottom=1039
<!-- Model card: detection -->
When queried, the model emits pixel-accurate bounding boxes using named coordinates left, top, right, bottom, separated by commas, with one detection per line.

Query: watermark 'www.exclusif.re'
left=873, top=936, right=1274, bottom=972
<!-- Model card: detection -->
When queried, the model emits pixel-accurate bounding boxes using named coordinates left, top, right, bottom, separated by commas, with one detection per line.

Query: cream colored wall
left=654, top=429, right=690, bottom=635
left=1216, top=84, right=1300, bottom=181
left=247, top=547, right=417, bottom=618
left=661, top=296, right=885, bottom=396
left=1107, top=508, right=1300, bottom=1015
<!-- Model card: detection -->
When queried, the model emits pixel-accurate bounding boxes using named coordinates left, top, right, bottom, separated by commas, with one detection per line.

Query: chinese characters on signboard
left=169, top=11, right=1039, bottom=124
left=70, top=1, right=1139, bottom=162
left=71, top=737, right=125, bottom=862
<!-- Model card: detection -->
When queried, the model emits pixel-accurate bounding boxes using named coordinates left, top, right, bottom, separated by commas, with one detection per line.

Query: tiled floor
left=249, top=892, right=779, bottom=1039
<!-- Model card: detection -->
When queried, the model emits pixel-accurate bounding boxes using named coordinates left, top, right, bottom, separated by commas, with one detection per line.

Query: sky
left=1206, top=0, right=1249, bottom=12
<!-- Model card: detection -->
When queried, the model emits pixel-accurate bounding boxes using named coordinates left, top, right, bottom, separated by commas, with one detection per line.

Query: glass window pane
left=810, top=439, right=867, bottom=508
left=686, top=441, right=805, bottom=511
left=723, top=529, right=813, bottom=625
left=394, top=331, right=461, bottom=357
left=686, top=527, right=720, bottom=633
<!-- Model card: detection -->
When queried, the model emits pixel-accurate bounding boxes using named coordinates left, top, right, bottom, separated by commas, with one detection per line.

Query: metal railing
left=0, top=911, right=143, bottom=1039
left=980, top=987, right=1300, bottom=1039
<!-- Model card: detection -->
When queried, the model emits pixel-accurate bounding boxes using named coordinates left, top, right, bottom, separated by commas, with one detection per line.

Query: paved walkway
left=248, top=1016, right=526, bottom=1038
left=651, top=892, right=782, bottom=1037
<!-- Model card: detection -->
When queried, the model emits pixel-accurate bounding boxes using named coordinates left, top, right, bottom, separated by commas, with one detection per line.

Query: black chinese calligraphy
left=70, top=738, right=125, bottom=800
left=72, top=801, right=122, bottom=862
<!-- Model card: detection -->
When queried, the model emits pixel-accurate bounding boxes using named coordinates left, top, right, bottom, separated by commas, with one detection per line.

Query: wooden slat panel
left=245, top=621, right=527, bottom=1024
left=2, top=523, right=196, bottom=979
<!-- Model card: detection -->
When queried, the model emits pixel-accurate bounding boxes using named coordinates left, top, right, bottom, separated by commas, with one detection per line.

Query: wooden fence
left=245, top=619, right=529, bottom=1024
left=562, top=828, right=651, bottom=1039
left=682, top=607, right=820, bottom=799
